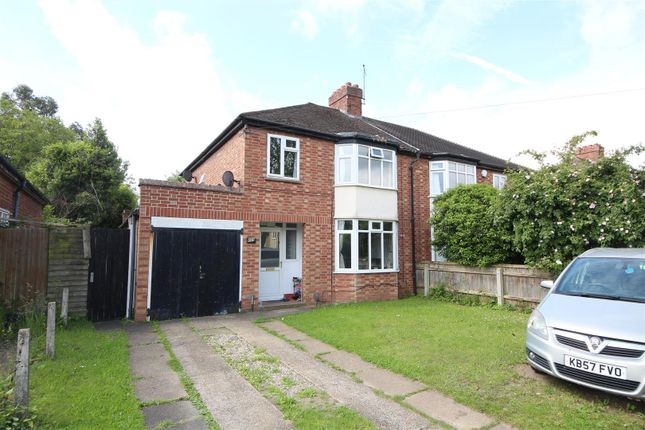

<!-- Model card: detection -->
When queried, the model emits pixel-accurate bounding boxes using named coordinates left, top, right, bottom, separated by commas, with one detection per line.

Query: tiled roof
left=188, top=103, right=520, bottom=171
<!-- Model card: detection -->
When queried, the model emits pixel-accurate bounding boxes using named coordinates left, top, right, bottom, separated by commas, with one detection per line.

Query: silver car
left=526, top=248, right=645, bottom=398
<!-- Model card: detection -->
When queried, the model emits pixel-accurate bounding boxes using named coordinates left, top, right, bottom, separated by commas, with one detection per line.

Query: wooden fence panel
left=418, top=262, right=551, bottom=305
left=0, top=228, right=48, bottom=305
left=46, top=227, right=90, bottom=315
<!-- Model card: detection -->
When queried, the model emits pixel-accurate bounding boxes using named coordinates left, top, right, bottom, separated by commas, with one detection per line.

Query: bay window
left=336, top=144, right=396, bottom=189
left=267, top=134, right=299, bottom=180
left=430, top=160, right=476, bottom=196
left=336, top=219, right=397, bottom=272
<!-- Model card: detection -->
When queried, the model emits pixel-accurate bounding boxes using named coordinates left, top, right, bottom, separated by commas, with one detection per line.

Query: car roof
left=579, top=248, right=645, bottom=259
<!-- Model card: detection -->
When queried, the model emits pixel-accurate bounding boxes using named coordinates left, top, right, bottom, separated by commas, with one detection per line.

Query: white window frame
left=429, top=160, right=476, bottom=197
left=267, top=134, right=300, bottom=180
left=335, top=219, right=398, bottom=273
left=493, top=173, right=507, bottom=189
left=335, top=144, right=397, bottom=190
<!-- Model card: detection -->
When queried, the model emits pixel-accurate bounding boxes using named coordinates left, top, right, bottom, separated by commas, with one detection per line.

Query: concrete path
left=191, top=316, right=434, bottom=430
left=259, top=320, right=506, bottom=430
left=125, top=323, right=207, bottom=430
left=159, top=320, right=293, bottom=430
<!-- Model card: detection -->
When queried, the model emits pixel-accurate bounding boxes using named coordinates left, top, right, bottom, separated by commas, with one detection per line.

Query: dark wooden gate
left=150, top=228, right=240, bottom=320
left=87, top=228, right=130, bottom=321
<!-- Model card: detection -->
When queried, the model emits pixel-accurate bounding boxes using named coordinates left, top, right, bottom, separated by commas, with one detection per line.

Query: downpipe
left=409, top=151, right=421, bottom=295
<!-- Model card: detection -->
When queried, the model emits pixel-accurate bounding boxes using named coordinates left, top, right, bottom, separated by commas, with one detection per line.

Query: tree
left=1, top=84, right=137, bottom=227
left=496, top=132, right=645, bottom=272
left=166, top=170, right=187, bottom=182
left=2, top=84, right=58, bottom=117
left=429, top=184, right=518, bottom=267
left=28, top=139, right=137, bottom=227
left=0, top=86, right=74, bottom=171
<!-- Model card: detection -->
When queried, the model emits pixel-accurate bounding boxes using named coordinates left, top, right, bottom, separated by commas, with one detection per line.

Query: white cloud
left=398, top=0, right=516, bottom=60
left=291, top=10, right=319, bottom=39
left=452, top=53, right=535, bottom=86
left=292, top=0, right=422, bottom=40
left=37, top=0, right=262, bottom=182
left=375, top=0, right=645, bottom=169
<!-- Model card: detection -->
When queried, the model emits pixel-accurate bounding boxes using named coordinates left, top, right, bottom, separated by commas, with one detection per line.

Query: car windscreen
left=555, top=257, right=645, bottom=303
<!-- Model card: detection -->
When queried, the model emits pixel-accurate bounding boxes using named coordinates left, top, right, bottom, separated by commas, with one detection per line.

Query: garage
left=149, top=217, right=242, bottom=320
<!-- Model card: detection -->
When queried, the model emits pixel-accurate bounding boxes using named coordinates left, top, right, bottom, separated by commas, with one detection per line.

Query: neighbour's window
left=335, top=144, right=396, bottom=189
left=267, top=134, right=299, bottom=180
left=493, top=174, right=507, bottom=189
left=430, top=161, right=476, bottom=196
left=336, top=219, right=397, bottom=272
left=429, top=160, right=475, bottom=261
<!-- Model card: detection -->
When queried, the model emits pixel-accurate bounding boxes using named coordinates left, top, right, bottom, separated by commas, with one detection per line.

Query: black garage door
left=150, top=228, right=240, bottom=320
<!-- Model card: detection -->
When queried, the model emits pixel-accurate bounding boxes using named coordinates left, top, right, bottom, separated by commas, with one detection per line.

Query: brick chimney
left=328, top=82, right=363, bottom=116
left=575, top=143, right=604, bottom=162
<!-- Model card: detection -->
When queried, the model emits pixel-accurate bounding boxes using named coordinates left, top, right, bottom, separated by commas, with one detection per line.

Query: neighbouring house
left=0, top=155, right=48, bottom=224
left=130, top=82, right=518, bottom=321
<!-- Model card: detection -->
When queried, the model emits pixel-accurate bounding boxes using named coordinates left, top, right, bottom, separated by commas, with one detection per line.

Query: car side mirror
left=540, top=280, right=554, bottom=289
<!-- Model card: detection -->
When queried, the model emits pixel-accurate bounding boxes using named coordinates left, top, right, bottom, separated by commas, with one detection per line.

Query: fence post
left=46, top=301, right=56, bottom=359
left=61, top=287, right=69, bottom=327
left=15, top=328, right=30, bottom=407
left=423, top=265, right=430, bottom=297
left=495, top=267, right=505, bottom=305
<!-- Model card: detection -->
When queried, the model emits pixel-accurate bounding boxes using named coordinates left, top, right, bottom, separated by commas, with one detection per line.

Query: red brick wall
left=0, top=171, right=44, bottom=221
left=193, top=129, right=245, bottom=186
left=397, top=155, right=430, bottom=297
left=477, top=167, right=493, bottom=185
left=18, top=192, right=44, bottom=221
left=0, top=172, right=13, bottom=213
left=333, top=272, right=399, bottom=303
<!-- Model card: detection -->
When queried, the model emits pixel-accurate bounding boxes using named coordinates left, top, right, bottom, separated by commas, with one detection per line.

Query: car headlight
left=527, top=310, right=549, bottom=340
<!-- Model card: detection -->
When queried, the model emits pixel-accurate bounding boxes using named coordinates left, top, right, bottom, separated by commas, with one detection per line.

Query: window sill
left=335, top=183, right=397, bottom=192
left=265, top=175, right=302, bottom=184
left=334, top=269, right=400, bottom=274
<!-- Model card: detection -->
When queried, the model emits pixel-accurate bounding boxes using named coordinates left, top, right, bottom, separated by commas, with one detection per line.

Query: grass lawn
left=29, top=320, right=144, bottom=429
left=283, top=297, right=645, bottom=430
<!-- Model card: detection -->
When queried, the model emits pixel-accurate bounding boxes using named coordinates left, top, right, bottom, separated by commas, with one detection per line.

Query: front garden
left=1, top=314, right=143, bottom=429
left=283, top=297, right=645, bottom=430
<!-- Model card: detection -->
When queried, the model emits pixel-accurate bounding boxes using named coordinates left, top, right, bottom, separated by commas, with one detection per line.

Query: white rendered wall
left=334, top=186, right=398, bottom=220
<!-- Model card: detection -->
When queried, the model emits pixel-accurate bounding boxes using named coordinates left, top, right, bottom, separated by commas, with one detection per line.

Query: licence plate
left=563, top=355, right=627, bottom=379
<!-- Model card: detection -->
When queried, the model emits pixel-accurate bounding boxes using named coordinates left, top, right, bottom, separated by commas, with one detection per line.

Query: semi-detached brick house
left=131, top=83, right=517, bottom=321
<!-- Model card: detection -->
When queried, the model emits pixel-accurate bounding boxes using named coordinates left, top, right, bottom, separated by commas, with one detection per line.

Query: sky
left=1, top=0, right=644, bottom=183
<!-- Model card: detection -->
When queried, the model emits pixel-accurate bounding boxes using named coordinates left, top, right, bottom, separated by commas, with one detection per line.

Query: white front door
left=259, top=224, right=302, bottom=301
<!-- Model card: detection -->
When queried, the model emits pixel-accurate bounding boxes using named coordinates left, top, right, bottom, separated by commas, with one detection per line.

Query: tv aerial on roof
left=222, top=171, right=240, bottom=187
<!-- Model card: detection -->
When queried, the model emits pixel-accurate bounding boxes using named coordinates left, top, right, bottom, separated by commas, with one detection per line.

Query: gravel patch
left=205, top=329, right=331, bottom=408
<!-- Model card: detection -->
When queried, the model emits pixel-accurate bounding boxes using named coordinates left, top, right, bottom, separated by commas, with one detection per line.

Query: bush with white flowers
left=495, top=132, right=644, bottom=272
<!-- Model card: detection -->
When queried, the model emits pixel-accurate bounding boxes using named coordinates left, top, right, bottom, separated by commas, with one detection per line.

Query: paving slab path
left=191, top=316, right=434, bottom=430
left=125, top=323, right=207, bottom=429
left=257, top=319, right=512, bottom=430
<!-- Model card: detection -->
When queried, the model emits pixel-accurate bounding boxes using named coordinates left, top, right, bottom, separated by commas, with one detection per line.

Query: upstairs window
left=493, top=174, right=507, bottom=189
left=335, top=144, right=396, bottom=189
left=430, top=161, right=476, bottom=196
left=267, top=135, right=299, bottom=180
